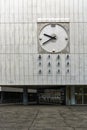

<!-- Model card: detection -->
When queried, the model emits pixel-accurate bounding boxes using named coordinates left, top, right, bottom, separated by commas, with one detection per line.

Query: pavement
left=0, top=105, right=87, bottom=130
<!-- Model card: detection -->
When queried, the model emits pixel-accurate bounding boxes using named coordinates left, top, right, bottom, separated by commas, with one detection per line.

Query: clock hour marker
left=52, top=49, right=55, bottom=53
left=39, top=38, right=42, bottom=41
left=65, top=38, right=68, bottom=40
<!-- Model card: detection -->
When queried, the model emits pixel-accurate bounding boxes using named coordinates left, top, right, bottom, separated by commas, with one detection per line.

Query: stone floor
left=0, top=105, right=87, bottom=130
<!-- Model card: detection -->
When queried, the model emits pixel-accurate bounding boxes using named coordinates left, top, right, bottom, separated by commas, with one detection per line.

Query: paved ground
left=0, top=105, right=87, bottom=130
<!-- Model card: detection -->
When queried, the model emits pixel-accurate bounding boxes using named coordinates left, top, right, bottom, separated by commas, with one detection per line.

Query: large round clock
left=39, top=24, right=69, bottom=53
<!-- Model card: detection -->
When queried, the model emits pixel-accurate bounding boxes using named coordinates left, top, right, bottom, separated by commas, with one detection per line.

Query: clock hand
left=44, top=34, right=56, bottom=39
left=42, top=38, right=53, bottom=45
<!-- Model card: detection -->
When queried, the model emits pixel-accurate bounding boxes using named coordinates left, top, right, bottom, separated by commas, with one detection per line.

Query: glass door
left=75, top=87, right=83, bottom=104
left=84, top=87, right=87, bottom=104
left=75, top=86, right=87, bottom=105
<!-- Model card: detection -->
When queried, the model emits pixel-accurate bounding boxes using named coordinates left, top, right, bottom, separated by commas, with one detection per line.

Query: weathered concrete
left=0, top=105, right=87, bottom=130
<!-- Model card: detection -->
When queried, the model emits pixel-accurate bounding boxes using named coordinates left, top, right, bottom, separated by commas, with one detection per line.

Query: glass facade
left=38, top=87, right=66, bottom=105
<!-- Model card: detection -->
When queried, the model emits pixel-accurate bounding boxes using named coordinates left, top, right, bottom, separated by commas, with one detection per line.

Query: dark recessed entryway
left=37, top=86, right=66, bottom=105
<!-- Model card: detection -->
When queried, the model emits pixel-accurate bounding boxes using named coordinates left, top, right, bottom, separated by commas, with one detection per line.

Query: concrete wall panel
left=0, top=0, right=87, bottom=86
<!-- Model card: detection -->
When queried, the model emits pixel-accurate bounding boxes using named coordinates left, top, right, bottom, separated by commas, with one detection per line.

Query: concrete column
left=36, top=90, right=39, bottom=105
left=0, top=92, right=4, bottom=103
left=23, top=87, right=28, bottom=105
left=71, top=86, right=75, bottom=105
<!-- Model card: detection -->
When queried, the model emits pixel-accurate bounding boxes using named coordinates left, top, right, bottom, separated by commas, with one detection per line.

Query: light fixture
left=39, top=69, right=41, bottom=74
left=48, top=55, right=50, bottom=58
left=67, top=62, right=69, bottom=66
left=67, top=69, right=69, bottom=73
left=57, top=62, right=60, bottom=66
left=38, top=55, right=41, bottom=59
left=58, top=69, right=60, bottom=73
left=48, top=62, right=51, bottom=66
left=48, top=69, right=51, bottom=73
left=57, top=55, right=60, bottom=59
left=39, top=62, right=41, bottom=66
left=66, top=55, right=69, bottom=59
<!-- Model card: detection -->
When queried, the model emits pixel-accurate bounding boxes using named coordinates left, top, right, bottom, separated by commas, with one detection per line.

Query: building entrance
left=38, top=87, right=66, bottom=105
left=75, top=87, right=87, bottom=104
left=67, top=86, right=87, bottom=105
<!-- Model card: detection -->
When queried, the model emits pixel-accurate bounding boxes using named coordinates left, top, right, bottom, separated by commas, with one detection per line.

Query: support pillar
left=0, top=92, right=4, bottom=103
left=36, top=90, right=39, bottom=105
left=66, top=86, right=70, bottom=105
left=23, top=87, right=28, bottom=105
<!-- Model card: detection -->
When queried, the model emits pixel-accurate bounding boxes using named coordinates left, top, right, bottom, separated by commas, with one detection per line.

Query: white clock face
left=39, top=24, right=68, bottom=53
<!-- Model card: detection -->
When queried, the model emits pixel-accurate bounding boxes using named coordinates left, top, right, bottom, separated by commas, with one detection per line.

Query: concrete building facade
left=0, top=0, right=87, bottom=105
